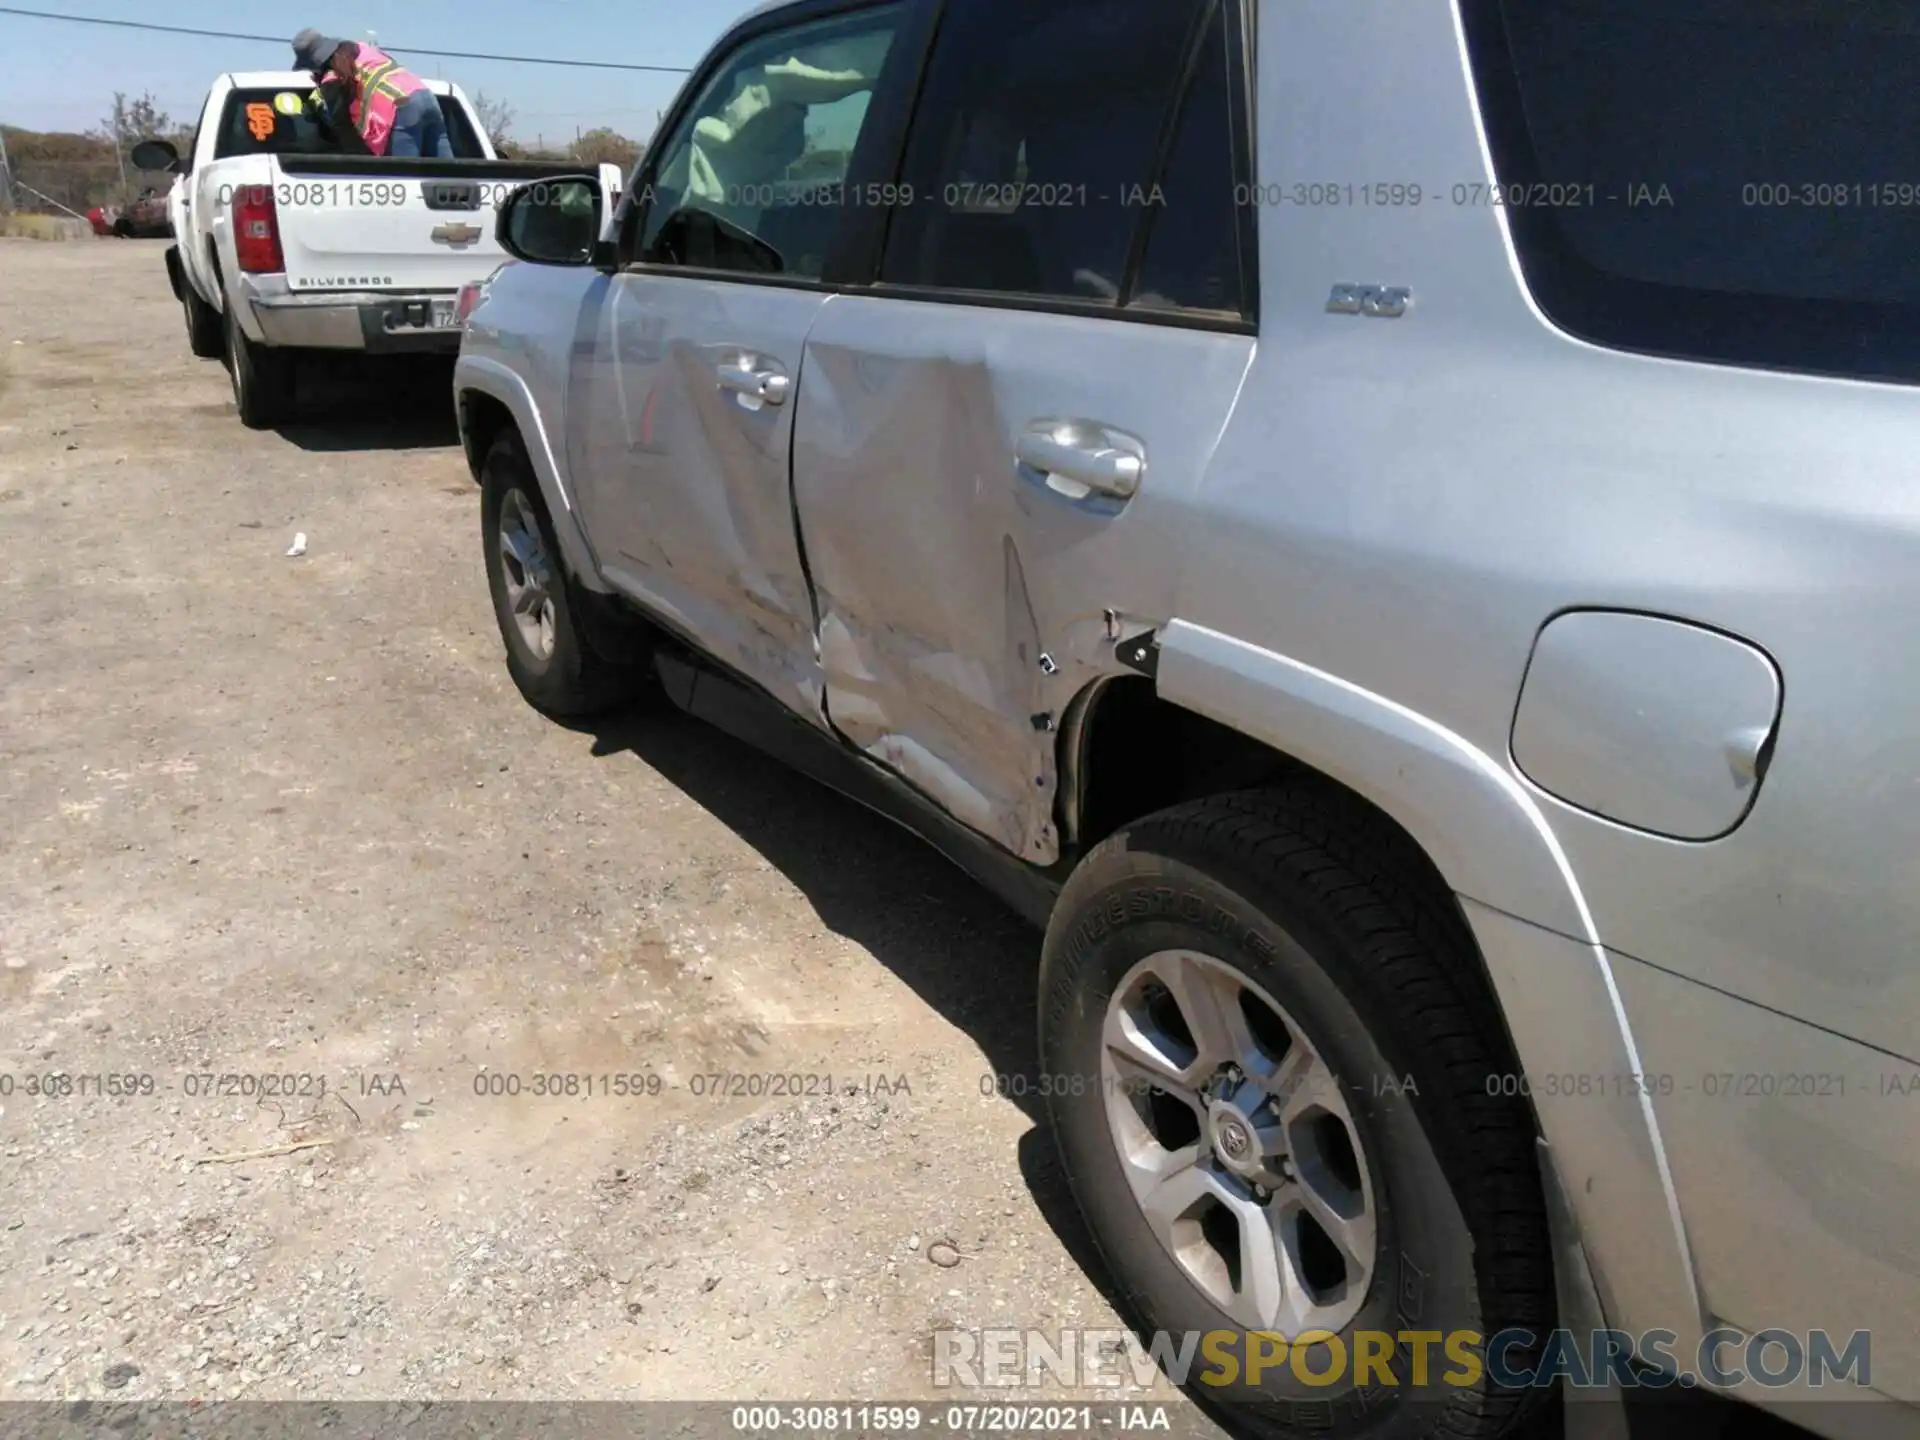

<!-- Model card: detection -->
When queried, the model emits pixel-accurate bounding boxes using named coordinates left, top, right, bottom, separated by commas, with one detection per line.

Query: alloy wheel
left=497, top=487, right=557, bottom=661
left=1101, top=949, right=1378, bottom=1336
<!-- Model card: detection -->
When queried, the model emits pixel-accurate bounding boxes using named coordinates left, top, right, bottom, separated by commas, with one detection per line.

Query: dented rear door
left=793, top=304, right=1251, bottom=864
left=789, top=0, right=1254, bottom=865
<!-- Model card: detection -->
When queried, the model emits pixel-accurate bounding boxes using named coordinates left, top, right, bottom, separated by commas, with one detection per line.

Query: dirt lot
left=0, top=240, right=1219, bottom=1424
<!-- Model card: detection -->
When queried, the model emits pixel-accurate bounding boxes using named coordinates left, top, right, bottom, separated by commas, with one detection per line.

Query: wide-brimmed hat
left=291, top=28, right=346, bottom=74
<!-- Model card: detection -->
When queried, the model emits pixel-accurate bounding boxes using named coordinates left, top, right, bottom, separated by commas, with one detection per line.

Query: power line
left=0, top=7, right=694, bottom=73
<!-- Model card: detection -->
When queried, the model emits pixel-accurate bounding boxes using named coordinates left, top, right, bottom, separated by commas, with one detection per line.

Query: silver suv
left=454, top=1, right=1919, bottom=1434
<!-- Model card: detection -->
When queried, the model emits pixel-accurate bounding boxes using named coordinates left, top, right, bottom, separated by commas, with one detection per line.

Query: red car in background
left=87, top=188, right=172, bottom=238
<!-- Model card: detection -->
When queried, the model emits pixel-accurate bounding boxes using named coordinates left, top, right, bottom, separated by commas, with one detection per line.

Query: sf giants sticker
left=245, top=102, right=276, bottom=141
left=273, top=91, right=306, bottom=117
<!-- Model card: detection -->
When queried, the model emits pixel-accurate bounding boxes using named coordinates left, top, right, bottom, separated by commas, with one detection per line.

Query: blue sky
left=1, top=0, right=761, bottom=140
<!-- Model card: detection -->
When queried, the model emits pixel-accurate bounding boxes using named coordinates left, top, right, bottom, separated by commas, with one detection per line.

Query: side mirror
left=130, top=138, right=181, bottom=173
left=496, top=175, right=604, bottom=268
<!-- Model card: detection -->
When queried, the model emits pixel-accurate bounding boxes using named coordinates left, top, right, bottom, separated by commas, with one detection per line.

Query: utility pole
left=114, top=102, right=129, bottom=199
left=0, top=125, right=13, bottom=210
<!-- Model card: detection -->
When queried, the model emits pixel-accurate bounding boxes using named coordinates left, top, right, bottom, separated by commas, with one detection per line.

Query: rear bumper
left=238, top=274, right=462, bottom=355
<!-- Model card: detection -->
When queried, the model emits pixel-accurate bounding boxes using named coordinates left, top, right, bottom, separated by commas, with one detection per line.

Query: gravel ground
left=0, top=239, right=1219, bottom=1425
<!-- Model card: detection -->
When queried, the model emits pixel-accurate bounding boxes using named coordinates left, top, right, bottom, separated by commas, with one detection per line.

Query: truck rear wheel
left=224, top=306, right=292, bottom=429
left=182, top=280, right=223, bottom=359
left=1038, top=788, right=1554, bottom=1439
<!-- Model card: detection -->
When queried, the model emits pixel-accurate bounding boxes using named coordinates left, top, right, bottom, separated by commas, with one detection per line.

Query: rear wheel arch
left=1058, top=675, right=1526, bottom=1084
left=1055, top=623, right=1706, bottom=1341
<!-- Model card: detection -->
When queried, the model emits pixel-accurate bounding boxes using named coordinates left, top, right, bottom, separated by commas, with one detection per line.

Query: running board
left=651, top=647, right=1063, bottom=930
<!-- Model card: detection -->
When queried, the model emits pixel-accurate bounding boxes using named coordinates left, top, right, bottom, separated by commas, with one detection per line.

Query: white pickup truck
left=136, top=71, right=620, bottom=429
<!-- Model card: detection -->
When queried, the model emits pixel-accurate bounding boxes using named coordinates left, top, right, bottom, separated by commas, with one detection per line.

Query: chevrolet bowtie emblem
left=431, top=223, right=482, bottom=245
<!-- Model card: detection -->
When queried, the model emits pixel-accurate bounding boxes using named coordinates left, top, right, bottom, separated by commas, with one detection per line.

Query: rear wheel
left=1039, top=788, right=1554, bottom=1439
left=224, top=306, right=293, bottom=429
left=182, top=282, right=224, bottom=359
left=480, top=435, right=647, bottom=717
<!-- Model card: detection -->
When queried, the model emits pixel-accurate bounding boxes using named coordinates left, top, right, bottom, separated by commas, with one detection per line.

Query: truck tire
left=1038, top=787, right=1554, bottom=1440
left=224, top=305, right=292, bottom=429
left=182, top=277, right=224, bottom=359
left=480, top=435, right=647, bottom=718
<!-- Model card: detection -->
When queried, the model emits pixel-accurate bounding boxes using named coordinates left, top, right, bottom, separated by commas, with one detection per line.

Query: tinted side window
left=636, top=4, right=908, bottom=282
left=880, top=0, right=1210, bottom=306
left=1128, top=2, right=1241, bottom=316
left=1463, top=0, right=1920, bottom=382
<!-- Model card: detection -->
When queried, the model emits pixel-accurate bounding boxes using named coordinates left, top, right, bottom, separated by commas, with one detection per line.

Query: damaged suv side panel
left=793, top=304, right=1251, bottom=863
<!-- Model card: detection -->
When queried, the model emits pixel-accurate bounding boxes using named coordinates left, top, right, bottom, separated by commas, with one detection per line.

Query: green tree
left=94, top=92, right=190, bottom=201
left=469, top=91, right=516, bottom=152
left=569, top=127, right=642, bottom=176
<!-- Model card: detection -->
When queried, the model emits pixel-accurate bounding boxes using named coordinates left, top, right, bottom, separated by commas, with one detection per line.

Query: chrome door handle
left=1015, top=424, right=1146, bottom=501
left=717, top=363, right=790, bottom=406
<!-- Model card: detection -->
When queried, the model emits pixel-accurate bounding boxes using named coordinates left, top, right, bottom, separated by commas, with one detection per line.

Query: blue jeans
left=389, top=89, right=452, bottom=158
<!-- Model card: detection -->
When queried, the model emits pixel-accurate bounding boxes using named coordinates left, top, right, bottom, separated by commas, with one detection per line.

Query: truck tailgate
left=272, top=157, right=597, bottom=293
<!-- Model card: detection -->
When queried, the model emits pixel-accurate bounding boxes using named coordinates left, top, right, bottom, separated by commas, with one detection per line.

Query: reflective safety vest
left=341, top=42, right=427, bottom=156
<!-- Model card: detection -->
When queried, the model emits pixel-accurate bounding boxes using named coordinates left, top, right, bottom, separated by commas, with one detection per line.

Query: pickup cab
left=137, top=71, right=620, bottom=428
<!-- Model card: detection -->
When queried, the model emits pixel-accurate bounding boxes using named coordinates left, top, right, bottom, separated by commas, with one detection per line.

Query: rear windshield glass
left=213, top=87, right=485, bottom=159
left=1464, top=0, right=1920, bottom=381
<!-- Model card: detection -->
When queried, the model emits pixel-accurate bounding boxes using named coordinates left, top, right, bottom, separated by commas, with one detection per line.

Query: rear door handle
left=1015, top=421, right=1146, bottom=501
left=717, top=361, right=790, bottom=407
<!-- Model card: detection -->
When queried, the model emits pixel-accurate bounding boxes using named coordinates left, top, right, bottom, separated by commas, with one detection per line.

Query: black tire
left=224, top=305, right=292, bottom=429
left=480, top=435, right=646, bottom=717
left=183, top=281, right=224, bottom=359
left=1039, top=786, right=1554, bottom=1440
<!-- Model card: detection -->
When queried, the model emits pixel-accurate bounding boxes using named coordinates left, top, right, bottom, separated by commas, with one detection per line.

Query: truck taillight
left=454, top=262, right=510, bottom=328
left=453, top=281, right=484, bottom=327
left=232, top=185, right=283, bottom=273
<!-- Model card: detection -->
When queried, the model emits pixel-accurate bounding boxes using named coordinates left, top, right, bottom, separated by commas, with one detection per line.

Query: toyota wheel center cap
left=1209, top=1103, right=1265, bottom=1172
left=1218, top=1117, right=1251, bottom=1159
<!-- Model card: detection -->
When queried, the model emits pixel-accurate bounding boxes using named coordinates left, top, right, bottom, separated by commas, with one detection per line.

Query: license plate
left=388, top=300, right=459, bottom=332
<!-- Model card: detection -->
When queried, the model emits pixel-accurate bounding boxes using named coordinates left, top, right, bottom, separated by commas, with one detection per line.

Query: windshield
left=213, top=87, right=486, bottom=159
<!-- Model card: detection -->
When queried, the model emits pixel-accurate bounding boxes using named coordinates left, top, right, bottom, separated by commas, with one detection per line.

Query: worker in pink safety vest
left=291, top=29, right=452, bottom=157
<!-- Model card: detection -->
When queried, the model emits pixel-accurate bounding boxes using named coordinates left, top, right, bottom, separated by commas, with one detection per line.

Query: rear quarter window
left=1462, top=0, right=1920, bottom=384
